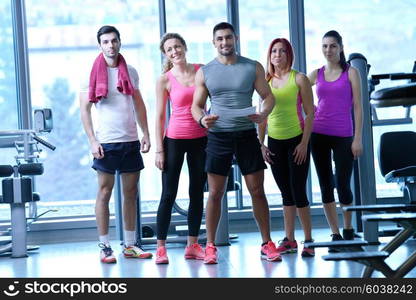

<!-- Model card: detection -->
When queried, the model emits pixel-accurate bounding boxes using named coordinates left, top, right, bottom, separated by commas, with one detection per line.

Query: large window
left=2, top=0, right=415, bottom=224
left=0, top=1, right=18, bottom=131
left=25, top=0, right=160, bottom=217
left=239, top=1, right=289, bottom=207
left=304, top=0, right=416, bottom=200
left=165, top=0, right=227, bottom=63
left=0, top=1, right=19, bottom=221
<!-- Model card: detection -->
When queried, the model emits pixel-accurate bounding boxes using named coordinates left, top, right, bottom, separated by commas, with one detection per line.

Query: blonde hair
left=159, top=33, right=187, bottom=73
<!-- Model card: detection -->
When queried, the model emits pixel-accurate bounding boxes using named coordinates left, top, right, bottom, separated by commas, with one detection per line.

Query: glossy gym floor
left=1, top=228, right=415, bottom=278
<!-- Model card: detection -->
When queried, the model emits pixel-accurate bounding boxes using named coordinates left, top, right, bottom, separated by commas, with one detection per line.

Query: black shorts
left=205, top=129, right=266, bottom=176
left=92, top=140, right=144, bottom=175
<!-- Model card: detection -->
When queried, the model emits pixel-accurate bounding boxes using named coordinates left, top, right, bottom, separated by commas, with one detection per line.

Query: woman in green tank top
left=258, top=38, right=315, bottom=257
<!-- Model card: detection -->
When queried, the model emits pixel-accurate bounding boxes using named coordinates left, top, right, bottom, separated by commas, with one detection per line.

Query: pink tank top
left=313, top=66, right=353, bottom=137
left=165, top=64, right=207, bottom=139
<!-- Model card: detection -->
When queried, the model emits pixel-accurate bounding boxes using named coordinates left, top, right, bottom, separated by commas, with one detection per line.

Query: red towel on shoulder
left=88, top=53, right=134, bottom=103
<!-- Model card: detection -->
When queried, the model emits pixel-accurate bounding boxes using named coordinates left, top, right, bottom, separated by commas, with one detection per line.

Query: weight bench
left=343, top=131, right=416, bottom=226
left=0, top=163, right=44, bottom=257
left=369, top=70, right=416, bottom=209
left=323, top=212, right=416, bottom=278
left=369, top=68, right=416, bottom=126
left=304, top=240, right=368, bottom=253
left=379, top=131, right=416, bottom=203
left=346, top=203, right=416, bottom=213
left=318, top=131, right=416, bottom=277
left=305, top=131, right=416, bottom=251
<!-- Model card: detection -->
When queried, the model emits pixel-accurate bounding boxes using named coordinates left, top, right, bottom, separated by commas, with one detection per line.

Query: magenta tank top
left=313, top=66, right=353, bottom=137
left=165, top=64, right=207, bottom=139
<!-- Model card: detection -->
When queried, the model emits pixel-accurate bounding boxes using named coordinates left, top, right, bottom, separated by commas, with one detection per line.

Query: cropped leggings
left=310, top=133, right=354, bottom=205
left=268, top=134, right=310, bottom=208
left=156, top=136, right=207, bottom=240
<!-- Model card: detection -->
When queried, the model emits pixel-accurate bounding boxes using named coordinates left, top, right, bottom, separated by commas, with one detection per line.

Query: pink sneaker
left=276, top=237, right=298, bottom=254
left=185, top=243, right=205, bottom=260
left=261, top=241, right=282, bottom=262
left=155, top=246, right=169, bottom=264
left=204, top=243, right=218, bottom=264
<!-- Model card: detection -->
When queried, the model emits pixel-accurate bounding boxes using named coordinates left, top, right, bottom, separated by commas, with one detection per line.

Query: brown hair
left=265, top=38, right=294, bottom=82
left=323, top=30, right=348, bottom=71
left=159, top=33, right=187, bottom=73
left=97, top=25, right=120, bottom=44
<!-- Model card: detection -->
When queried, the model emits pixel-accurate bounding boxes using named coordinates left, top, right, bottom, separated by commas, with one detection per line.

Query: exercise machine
left=0, top=109, right=56, bottom=257
left=348, top=55, right=416, bottom=242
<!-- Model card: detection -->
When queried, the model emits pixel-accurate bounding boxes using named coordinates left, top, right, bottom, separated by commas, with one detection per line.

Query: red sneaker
left=261, top=241, right=282, bottom=262
left=155, top=246, right=169, bottom=264
left=301, top=239, right=315, bottom=257
left=276, top=237, right=298, bottom=254
left=204, top=243, right=218, bottom=264
left=185, top=243, right=205, bottom=260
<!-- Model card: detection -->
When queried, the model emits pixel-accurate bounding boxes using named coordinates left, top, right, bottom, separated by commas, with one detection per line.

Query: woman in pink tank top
left=154, top=33, right=207, bottom=264
left=308, top=30, right=363, bottom=245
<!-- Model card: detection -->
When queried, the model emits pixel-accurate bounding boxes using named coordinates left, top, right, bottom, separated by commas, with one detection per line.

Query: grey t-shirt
left=202, top=55, right=256, bottom=132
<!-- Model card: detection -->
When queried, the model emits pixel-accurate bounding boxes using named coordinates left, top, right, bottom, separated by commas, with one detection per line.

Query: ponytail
left=162, top=60, right=173, bottom=73
left=340, top=51, right=348, bottom=72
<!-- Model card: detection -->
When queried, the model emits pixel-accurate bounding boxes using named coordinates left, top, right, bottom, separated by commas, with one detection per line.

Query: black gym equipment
left=306, top=132, right=416, bottom=277
left=321, top=213, right=416, bottom=278
left=0, top=109, right=56, bottom=257
left=347, top=56, right=416, bottom=242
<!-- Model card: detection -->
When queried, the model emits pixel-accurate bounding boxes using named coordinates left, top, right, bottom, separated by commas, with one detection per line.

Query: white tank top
left=82, top=65, right=140, bottom=143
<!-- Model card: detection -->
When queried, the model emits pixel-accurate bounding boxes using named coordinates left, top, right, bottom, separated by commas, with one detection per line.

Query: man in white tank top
left=80, top=25, right=152, bottom=263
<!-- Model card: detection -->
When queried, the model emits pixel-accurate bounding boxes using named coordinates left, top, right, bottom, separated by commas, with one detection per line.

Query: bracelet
left=198, top=115, right=206, bottom=128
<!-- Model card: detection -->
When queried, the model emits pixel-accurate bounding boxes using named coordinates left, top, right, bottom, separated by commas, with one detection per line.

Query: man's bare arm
left=249, top=62, right=275, bottom=123
left=79, top=92, right=103, bottom=158
left=191, top=68, right=218, bottom=128
left=132, top=89, right=151, bottom=153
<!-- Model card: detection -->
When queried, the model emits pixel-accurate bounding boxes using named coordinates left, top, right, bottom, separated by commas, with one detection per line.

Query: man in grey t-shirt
left=192, top=22, right=281, bottom=264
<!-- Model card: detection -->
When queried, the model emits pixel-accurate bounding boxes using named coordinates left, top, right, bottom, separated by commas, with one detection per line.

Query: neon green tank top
left=267, top=70, right=304, bottom=140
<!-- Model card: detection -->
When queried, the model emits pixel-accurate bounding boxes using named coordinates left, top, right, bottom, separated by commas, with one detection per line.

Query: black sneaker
left=343, top=228, right=355, bottom=240
left=328, top=233, right=344, bottom=253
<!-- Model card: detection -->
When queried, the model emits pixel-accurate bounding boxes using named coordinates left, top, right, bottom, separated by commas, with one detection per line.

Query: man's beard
left=219, top=48, right=234, bottom=56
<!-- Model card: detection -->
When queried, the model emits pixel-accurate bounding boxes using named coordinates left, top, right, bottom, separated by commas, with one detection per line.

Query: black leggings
left=156, top=136, right=207, bottom=240
left=310, top=133, right=353, bottom=205
left=268, top=135, right=310, bottom=208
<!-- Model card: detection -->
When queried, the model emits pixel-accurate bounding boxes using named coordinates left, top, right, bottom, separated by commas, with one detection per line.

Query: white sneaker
left=123, top=244, right=153, bottom=259
left=99, top=243, right=117, bottom=263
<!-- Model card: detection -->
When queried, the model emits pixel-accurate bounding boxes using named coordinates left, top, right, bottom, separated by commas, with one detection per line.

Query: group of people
left=79, top=22, right=362, bottom=266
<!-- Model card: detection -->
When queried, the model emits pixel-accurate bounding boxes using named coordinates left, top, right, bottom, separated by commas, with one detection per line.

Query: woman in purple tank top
left=154, top=33, right=207, bottom=264
left=308, top=30, right=363, bottom=245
